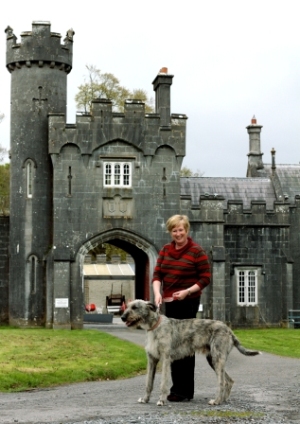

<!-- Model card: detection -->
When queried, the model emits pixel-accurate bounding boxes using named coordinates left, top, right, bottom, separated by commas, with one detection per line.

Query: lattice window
left=104, top=162, right=132, bottom=187
left=237, top=269, right=258, bottom=305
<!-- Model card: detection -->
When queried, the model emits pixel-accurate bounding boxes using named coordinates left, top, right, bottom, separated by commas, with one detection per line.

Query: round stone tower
left=5, top=22, right=74, bottom=326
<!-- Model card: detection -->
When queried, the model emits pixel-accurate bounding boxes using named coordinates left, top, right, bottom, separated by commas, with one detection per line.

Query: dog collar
left=147, top=316, right=162, bottom=332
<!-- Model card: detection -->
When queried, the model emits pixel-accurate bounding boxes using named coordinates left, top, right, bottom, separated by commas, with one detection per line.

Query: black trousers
left=165, top=297, right=200, bottom=399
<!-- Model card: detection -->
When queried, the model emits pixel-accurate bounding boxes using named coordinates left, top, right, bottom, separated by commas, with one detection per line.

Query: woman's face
left=171, top=223, right=188, bottom=248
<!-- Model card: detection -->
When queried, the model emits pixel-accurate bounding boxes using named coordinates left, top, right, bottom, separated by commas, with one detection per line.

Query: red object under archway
left=85, top=303, right=96, bottom=312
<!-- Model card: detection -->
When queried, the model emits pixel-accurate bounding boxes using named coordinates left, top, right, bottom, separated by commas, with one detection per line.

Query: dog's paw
left=138, top=397, right=149, bottom=404
left=157, top=399, right=166, bottom=406
left=208, top=399, right=220, bottom=405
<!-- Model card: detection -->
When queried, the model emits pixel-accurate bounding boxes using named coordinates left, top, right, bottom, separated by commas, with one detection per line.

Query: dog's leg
left=206, top=354, right=234, bottom=403
left=138, top=354, right=158, bottom=404
left=157, top=354, right=171, bottom=406
left=208, top=365, right=226, bottom=405
left=207, top=352, right=227, bottom=405
left=223, top=372, right=234, bottom=401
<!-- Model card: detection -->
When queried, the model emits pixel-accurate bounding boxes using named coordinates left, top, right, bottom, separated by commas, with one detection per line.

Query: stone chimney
left=271, top=147, right=276, bottom=175
left=152, top=67, right=173, bottom=127
left=246, top=116, right=264, bottom=177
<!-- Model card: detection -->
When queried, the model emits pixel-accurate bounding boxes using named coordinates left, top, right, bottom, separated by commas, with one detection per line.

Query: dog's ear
left=147, top=302, right=157, bottom=312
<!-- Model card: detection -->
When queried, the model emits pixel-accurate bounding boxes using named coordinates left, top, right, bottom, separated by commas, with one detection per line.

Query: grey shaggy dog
left=121, top=299, right=260, bottom=407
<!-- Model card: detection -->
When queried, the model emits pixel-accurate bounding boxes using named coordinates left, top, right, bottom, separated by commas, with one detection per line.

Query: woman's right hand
left=154, top=293, right=162, bottom=307
left=152, top=280, right=162, bottom=307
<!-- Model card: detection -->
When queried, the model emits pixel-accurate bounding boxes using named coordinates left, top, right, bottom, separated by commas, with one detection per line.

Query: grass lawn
left=0, top=327, right=146, bottom=393
left=0, top=327, right=299, bottom=393
left=234, top=328, right=300, bottom=358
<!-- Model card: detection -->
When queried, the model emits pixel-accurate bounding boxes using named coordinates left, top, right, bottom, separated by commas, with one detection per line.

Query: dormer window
left=104, top=162, right=132, bottom=188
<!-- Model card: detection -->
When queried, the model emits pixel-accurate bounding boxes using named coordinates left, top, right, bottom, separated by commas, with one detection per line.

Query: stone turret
left=6, top=22, right=73, bottom=72
left=6, top=22, right=74, bottom=326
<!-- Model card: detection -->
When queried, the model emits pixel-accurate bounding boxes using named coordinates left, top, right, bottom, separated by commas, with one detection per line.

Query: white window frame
left=236, top=268, right=258, bottom=306
left=103, top=162, right=132, bottom=188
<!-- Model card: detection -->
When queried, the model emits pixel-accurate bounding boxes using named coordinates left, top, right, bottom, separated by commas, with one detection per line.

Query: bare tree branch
left=75, top=65, right=154, bottom=113
left=180, top=166, right=205, bottom=177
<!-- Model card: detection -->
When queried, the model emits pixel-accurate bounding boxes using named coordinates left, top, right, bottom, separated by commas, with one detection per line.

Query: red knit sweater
left=152, top=237, right=211, bottom=300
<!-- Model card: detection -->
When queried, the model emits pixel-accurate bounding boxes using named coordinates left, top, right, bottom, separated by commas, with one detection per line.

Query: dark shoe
left=167, top=394, right=191, bottom=402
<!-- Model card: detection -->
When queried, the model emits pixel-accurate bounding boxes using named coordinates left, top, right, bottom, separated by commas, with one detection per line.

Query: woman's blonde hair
left=166, top=214, right=190, bottom=233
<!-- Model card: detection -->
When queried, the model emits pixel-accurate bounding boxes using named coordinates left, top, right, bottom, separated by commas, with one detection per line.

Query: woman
left=152, top=214, right=211, bottom=402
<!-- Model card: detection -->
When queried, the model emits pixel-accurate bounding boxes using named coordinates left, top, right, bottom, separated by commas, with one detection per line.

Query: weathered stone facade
left=0, top=216, right=9, bottom=323
left=1, top=22, right=299, bottom=329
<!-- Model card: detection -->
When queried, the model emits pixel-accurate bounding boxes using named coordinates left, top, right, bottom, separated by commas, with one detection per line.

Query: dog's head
left=121, top=299, right=158, bottom=330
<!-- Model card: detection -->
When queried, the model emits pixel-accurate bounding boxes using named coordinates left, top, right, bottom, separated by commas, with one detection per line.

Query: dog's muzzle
left=121, top=312, right=140, bottom=327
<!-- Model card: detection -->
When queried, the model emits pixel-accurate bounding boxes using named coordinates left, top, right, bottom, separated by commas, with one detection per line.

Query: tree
left=75, top=65, right=154, bottom=114
left=87, top=243, right=127, bottom=262
left=180, top=166, right=204, bottom=177
left=0, top=113, right=10, bottom=215
left=0, top=113, right=7, bottom=161
left=0, top=145, right=7, bottom=163
left=0, top=163, right=9, bottom=215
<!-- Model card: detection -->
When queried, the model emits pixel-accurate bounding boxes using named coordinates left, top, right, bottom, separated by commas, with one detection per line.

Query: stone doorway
left=72, top=228, right=158, bottom=328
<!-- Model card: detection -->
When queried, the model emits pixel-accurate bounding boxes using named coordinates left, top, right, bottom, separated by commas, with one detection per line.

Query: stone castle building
left=0, top=21, right=299, bottom=328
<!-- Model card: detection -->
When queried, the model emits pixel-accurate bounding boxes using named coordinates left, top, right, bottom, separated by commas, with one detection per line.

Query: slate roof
left=180, top=177, right=276, bottom=209
left=257, top=163, right=300, bottom=203
left=273, top=164, right=300, bottom=202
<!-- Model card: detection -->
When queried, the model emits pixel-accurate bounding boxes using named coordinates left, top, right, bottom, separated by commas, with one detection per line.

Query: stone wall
left=224, top=199, right=292, bottom=327
left=0, top=216, right=9, bottom=323
left=290, top=196, right=300, bottom=311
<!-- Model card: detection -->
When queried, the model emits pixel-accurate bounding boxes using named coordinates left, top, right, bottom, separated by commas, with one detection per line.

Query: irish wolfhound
left=121, top=299, right=260, bottom=406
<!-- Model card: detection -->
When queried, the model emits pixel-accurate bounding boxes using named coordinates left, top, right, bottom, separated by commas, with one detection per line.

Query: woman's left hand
left=173, top=290, right=188, bottom=301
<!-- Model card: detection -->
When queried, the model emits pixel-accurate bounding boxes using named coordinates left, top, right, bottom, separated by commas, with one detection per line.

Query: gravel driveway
left=0, top=323, right=299, bottom=424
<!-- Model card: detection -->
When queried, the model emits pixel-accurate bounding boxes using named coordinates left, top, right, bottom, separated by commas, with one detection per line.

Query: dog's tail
left=232, top=335, right=261, bottom=356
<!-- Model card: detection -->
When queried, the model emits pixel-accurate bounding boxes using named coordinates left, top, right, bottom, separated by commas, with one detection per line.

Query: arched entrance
left=70, top=228, right=158, bottom=328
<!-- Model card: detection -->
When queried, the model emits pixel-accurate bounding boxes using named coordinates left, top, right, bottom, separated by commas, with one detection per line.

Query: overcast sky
left=1, top=0, right=300, bottom=177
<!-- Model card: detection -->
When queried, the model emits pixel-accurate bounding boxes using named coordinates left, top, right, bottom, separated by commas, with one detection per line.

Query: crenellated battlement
left=180, top=194, right=295, bottom=226
left=225, top=199, right=290, bottom=226
left=5, top=21, right=74, bottom=74
left=48, top=66, right=186, bottom=157
left=48, top=106, right=187, bottom=157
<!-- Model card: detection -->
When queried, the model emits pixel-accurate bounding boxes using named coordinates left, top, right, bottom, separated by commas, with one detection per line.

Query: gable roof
left=180, top=177, right=276, bottom=209
left=274, top=164, right=300, bottom=202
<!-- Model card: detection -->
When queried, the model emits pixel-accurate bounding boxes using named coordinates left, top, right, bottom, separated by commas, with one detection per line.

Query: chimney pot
left=251, top=115, right=257, bottom=125
left=159, top=67, right=168, bottom=74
